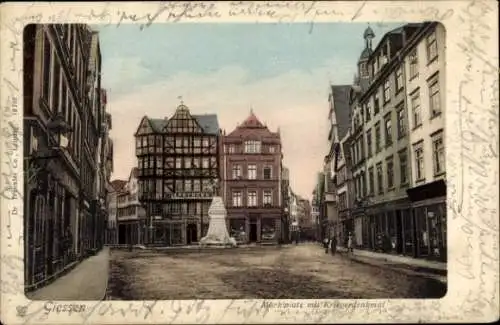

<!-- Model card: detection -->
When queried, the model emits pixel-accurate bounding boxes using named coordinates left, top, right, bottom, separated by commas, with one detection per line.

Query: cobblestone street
left=106, top=245, right=446, bottom=300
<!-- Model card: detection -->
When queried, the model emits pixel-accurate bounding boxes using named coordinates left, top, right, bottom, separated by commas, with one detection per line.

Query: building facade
left=135, top=102, right=221, bottom=246
left=106, top=179, right=126, bottom=245
left=222, top=110, right=283, bottom=244
left=116, top=168, right=146, bottom=245
left=324, top=85, right=351, bottom=241
left=280, top=166, right=291, bottom=243
left=404, top=22, right=447, bottom=261
left=335, top=130, right=354, bottom=246
left=23, top=24, right=109, bottom=291
left=334, top=22, right=446, bottom=261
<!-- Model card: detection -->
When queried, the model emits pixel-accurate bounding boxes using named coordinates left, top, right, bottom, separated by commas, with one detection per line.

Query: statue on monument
left=199, top=178, right=237, bottom=248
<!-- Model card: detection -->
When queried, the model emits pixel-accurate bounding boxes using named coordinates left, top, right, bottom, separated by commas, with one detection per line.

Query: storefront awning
left=406, top=179, right=446, bottom=202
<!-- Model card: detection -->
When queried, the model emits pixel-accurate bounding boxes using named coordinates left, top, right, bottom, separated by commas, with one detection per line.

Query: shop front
left=228, top=217, right=247, bottom=243
left=407, top=179, right=447, bottom=262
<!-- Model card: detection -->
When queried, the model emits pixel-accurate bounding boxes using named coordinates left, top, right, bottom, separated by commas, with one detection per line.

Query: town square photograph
left=21, top=21, right=447, bottom=301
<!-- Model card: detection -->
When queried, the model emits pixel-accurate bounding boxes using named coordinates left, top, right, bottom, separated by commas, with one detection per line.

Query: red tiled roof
left=240, top=110, right=265, bottom=128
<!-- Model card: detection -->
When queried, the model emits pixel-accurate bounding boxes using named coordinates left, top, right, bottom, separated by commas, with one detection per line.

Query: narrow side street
left=106, top=244, right=446, bottom=300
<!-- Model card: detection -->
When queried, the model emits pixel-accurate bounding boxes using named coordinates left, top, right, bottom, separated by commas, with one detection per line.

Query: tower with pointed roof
left=221, top=109, right=284, bottom=244
left=358, top=25, right=375, bottom=81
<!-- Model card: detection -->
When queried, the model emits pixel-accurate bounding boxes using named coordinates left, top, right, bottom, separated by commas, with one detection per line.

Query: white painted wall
left=405, top=24, right=446, bottom=186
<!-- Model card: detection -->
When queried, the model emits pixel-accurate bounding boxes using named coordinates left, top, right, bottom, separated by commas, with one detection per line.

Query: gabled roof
left=110, top=179, right=127, bottom=192
left=226, top=110, right=280, bottom=139
left=330, top=85, right=351, bottom=141
left=192, top=114, right=219, bottom=135
left=149, top=118, right=166, bottom=133
left=240, top=110, right=265, bottom=128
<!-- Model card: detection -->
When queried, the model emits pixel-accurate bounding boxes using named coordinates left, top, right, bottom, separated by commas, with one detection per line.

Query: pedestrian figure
left=330, top=235, right=337, bottom=255
left=323, top=237, right=329, bottom=254
left=347, top=232, right=353, bottom=254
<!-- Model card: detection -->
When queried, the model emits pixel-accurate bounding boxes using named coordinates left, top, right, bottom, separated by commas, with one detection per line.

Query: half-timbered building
left=134, top=102, right=221, bottom=246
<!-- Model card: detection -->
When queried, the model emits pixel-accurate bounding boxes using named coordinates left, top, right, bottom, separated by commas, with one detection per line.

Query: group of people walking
left=322, top=232, right=354, bottom=255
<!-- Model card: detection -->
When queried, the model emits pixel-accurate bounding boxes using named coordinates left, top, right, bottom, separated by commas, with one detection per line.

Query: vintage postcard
left=1, top=1, right=498, bottom=324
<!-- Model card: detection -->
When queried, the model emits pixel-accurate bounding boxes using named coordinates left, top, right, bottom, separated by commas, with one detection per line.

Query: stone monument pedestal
left=199, top=196, right=237, bottom=248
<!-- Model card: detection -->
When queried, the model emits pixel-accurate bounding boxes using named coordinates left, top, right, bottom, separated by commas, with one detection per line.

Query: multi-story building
left=324, top=85, right=351, bottom=240
left=106, top=179, right=126, bottom=245
left=116, top=168, right=146, bottom=245
left=280, top=166, right=291, bottom=243
left=335, top=130, right=354, bottom=246
left=23, top=24, right=109, bottom=291
left=222, top=110, right=283, bottom=244
left=337, top=22, right=446, bottom=261
left=404, top=22, right=447, bottom=261
left=310, top=172, right=326, bottom=240
left=135, top=102, right=221, bottom=246
left=297, top=197, right=314, bottom=241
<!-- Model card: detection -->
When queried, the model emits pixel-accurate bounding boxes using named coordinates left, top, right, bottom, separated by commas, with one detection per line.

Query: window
left=42, top=34, right=52, bottom=101
left=184, top=180, right=192, bottom=192
left=386, top=156, right=394, bottom=189
left=409, top=49, right=418, bottom=79
left=269, top=146, right=275, bottom=153
left=383, top=78, right=391, bottom=103
left=228, top=144, right=235, bottom=153
left=384, top=115, right=392, bottom=147
left=244, top=140, right=261, bottom=153
left=193, top=179, right=200, bottom=192
left=376, top=163, right=383, bottom=194
left=184, top=157, right=191, bottom=169
left=263, top=190, right=272, bottom=205
left=193, top=137, right=201, bottom=147
left=374, top=93, right=380, bottom=114
left=247, top=191, right=257, bottom=207
left=366, top=129, right=372, bottom=157
left=432, top=131, right=445, bottom=176
left=395, top=66, right=404, bottom=91
left=175, top=158, right=182, bottom=169
left=397, top=104, right=406, bottom=138
left=375, top=122, right=381, bottom=152
left=428, top=74, right=441, bottom=117
left=411, top=91, right=422, bottom=128
left=365, top=103, right=371, bottom=122
left=426, top=31, right=438, bottom=63
left=414, top=142, right=425, bottom=181
left=248, top=164, right=257, bottom=180
left=52, top=58, right=61, bottom=112
left=398, top=149, right=408, bottom=185
left=368, top=167, right=374, bottom=195
left=202, top=158, right=209, bottom=169
left=232, top=164, right=241, bottom=179
left=263, top=167, right=272, bottom=180
left=232, top=192, right=242, bottom=207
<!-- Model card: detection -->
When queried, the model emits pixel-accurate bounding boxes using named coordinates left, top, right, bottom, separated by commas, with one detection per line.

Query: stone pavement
left=26, top=247, right=109, bottom=301
left=334, top=245, right=447, bottom=283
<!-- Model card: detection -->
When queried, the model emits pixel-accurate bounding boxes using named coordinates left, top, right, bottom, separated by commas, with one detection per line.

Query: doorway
left=186, top=224, right=198, bottom=244
left=396, top=211, right=403, bottom=254
left=249, top=223, right=258, bottom=242
left=118, top=224, right=127, bottom=245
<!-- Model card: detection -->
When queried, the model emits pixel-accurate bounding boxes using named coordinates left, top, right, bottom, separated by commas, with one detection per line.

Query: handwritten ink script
left=1, top=0, right=27, bottom=309
left=449, top=0, right=500, bottom=320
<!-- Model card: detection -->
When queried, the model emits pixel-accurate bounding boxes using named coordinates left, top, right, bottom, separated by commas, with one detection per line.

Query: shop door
left=186, top=224, right=197, bottom=244
left=249, top=223, right=258, bottom=242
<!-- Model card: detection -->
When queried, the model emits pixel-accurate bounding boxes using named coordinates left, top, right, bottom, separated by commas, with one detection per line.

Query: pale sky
left=96, top=23, right=403, bottom=201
